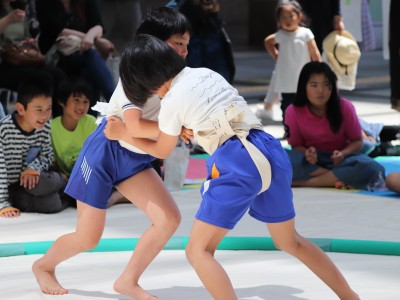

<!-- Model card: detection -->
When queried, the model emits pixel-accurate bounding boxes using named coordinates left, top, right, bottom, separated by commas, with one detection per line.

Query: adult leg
left=113, top=168, right=181, bottom=300
left=185, top=220, right=236, bottom=300
left=32, top=201, right=106, bottom=295
left=267, top=219, right=360, bottom=300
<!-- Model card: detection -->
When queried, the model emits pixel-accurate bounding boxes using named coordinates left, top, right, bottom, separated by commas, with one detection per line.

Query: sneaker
left=255, top=107, right=273, bottom=119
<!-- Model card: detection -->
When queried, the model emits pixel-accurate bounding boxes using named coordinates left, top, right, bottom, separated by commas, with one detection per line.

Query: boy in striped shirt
left=0, top=76, right=67, bottom=218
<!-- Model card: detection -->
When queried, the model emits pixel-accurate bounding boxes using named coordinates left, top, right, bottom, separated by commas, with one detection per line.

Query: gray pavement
left=231, top=48, right=399, bottom=139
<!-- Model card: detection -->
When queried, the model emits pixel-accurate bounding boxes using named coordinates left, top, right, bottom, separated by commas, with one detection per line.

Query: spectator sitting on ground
left=51, top=76, right=128, bottom=207
left=0, top=75, right=68, bottom=218
left=284, top=61, right=385, bottom=190
left=35, top=0, right=116, bottom=117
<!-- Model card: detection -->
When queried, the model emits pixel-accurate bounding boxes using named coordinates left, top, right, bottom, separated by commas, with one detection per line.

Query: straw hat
left=323, top=30, right=361, bottom=76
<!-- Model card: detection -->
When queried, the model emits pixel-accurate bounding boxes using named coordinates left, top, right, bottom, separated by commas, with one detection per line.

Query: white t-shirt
left=107, top=79, right=160, bottom=153
left=274, top=27, right=314, bottom=93
left=158, top=67, right=262, bottom=152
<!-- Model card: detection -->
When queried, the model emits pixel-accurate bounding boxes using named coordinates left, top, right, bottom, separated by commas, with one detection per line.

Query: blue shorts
left=65, top=118, right=155, bottom=209
left=196, top=129, right=295, bottom=230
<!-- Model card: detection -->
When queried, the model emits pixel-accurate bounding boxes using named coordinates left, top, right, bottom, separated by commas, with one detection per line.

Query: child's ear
left=15, top=102, right=25, bottom=115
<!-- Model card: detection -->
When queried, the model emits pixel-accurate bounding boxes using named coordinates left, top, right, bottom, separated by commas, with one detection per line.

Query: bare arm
left=333, top=15, right=345, bottom=33
left=129, top=132, right=180, bottom=159
left=60, top=25, right=103, bottom=52
left=123, top=108, right=160, bottom=139
left=264, top=34, right=278, bottom=61
left=308, top=39, right=322, bottom=62
left=0, top=9, right=25, bottom=34
left=60, top=25, right=103, bottom=41
left=331, top=139, right=363, bottom=166
left=104, top=109, right=160, bottom=142
left=104, top=117, right=178, bottom=158
left=85, top=24, right=103, bottom=44
left=339, top=138, right=363, bottom=157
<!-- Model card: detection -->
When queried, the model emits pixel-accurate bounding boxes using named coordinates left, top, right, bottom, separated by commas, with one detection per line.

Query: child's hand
left=20, top=173, right=39, bottom=189
left=104, top=116, right=126, bottom=141
left=180, top=127, right=194, bottom=144
left=331, top=150, right=344, bottom=166
left=305, top=146, right=317, bottom=164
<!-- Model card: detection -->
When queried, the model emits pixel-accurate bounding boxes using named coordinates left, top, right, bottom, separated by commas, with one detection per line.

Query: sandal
left=335, top=181, right=351, bottom=190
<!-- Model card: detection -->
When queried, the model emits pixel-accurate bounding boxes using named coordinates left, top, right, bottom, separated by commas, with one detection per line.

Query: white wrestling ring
left=1, top=188, right=400, bottom=300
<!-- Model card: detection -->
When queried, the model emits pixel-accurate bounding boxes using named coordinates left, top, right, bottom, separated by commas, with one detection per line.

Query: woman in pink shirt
left=284, top=61, right=385, bottom=189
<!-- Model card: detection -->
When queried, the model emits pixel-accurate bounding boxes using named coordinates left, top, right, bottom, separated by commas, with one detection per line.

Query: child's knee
left=185, top=243, right=198, bottom=265
left=185, top=241, right=216, bottom=266
left=272, top=234, right=302, bottom=253
left=159, top=207, right=181, bottom=231
left=171, top=210, right=181, bottom=227
left=79, top=235, right=101, bottom=251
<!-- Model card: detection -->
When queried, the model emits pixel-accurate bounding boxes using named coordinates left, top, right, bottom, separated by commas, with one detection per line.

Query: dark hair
left=136, top=7, right=191, bottom=41
left=57, top=77, right=92, bottom=106
left=294, top=61, right=342, bottom=133
left=17, top=75, right=54, bottom=109
left=275, top=0, right=309, bottom=28
left=120, top=34, right=186, bottom=107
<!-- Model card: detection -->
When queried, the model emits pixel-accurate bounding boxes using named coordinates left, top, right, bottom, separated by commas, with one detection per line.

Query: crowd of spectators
left=0, top=0, right=399, bottom=220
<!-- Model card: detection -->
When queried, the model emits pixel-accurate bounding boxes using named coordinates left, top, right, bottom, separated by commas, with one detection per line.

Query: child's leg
left=291, top=169, right=339, bottom=187
left=267, top=219, right=360, bottom=300
left=113, top=168, right=180, bottom=300
left=10, top=172, right=68, bottom=213
left=32, top=201, right=107, bottom=295
left=185, top=219, right=236, bottom=300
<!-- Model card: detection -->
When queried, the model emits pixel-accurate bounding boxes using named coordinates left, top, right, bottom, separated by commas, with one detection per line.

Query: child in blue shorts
left=33, top=7, right=191, bottom=300
left=106, top=34, right=360, bottom=300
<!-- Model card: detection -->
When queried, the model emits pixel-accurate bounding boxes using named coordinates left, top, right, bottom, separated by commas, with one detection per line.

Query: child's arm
left=122, top=108, right=160, bottom=139
left=263, top=34, right=278, bottom=61
left=308, top=39, right=322, bottom=62
left=105, top=116, right=193, bottom=148
left=129, top=132, right=180, bottom=159
left=104, top=117, right=178, bottom=158
left=27, top=126, right=54, bottom=176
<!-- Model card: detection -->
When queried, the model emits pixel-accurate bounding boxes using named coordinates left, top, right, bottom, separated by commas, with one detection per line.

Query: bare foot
left=32, top=259, right=68, bottom=295
left=114, top=277, right=159, bottom=300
